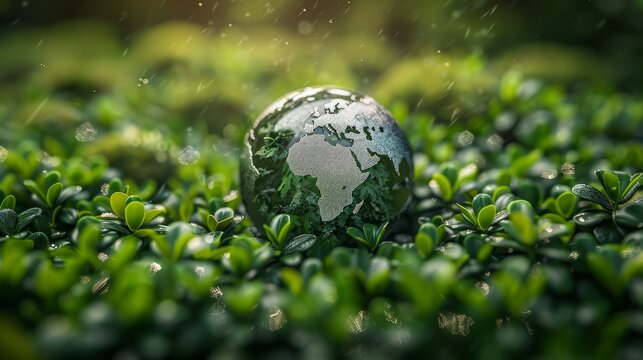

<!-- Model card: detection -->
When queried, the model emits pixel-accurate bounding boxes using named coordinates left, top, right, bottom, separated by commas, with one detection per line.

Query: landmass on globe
left=240, top=87, right=413, bottom=243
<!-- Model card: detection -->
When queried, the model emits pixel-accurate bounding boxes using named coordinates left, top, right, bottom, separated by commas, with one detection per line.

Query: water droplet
left=298, top=21, right=313, bottom=34
left=38, top=151, right=53, bottom=165
left=195, top=266, right=205, bottom=278
left=266, top=307, right=287, bottom=331
left=0, top=146, right=8, bottom=162
left=150, top=261, right=162, bottom=273
left=541, top=169, right=558, bottom=180
left=487, top=134, right=504, bottom=150
left=178, top=146, right=200, bottom=165
left=561, top=161, right=575, bottom=175
left=457, top=131, right=474, bottom=146
left=475, top=281, right=490, bottom=296
left=75, top=122, right=97, bottom=142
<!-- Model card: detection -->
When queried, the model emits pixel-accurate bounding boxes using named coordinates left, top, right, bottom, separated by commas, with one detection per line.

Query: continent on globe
left=240, top=86, right=413, bottom=239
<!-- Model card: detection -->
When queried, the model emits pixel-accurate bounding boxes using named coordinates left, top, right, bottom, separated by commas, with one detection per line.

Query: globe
left=240, top=87, right=413, bottom=241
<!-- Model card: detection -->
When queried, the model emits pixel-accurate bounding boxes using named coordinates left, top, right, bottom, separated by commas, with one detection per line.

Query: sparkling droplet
left=541, top=169, right=558, bottom=180
left=457, top=131, right=474, bottom=146
left=475, top=281, right=490, bottom=296
left=486, top=134, right=504, bottom=150
left=75, top=122, right=97, bottom=142
left=178, top=146, right=200, bottom=165
left=150, top=261, right=162, bottom=273
left=561, top=161, right=575, bottom=175
left=0, top=146, right=8, bottom=162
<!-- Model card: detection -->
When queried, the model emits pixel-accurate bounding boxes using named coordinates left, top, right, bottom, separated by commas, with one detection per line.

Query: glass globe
left=240, top=87, right=413, bottom=240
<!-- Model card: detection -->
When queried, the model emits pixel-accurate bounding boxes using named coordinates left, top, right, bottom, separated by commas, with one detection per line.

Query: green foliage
left=0, top=19, right=642, bottom=358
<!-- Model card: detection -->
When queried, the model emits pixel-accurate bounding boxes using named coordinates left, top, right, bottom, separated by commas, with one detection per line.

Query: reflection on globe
left=240, top=86, right=413, bottom=241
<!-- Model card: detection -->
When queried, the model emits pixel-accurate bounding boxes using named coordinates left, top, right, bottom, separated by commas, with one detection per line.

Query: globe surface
left=240, top=87, right=413, bottom=239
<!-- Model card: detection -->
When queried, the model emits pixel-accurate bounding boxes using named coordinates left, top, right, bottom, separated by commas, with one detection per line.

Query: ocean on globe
left=240, top=87, right=413, bottom=241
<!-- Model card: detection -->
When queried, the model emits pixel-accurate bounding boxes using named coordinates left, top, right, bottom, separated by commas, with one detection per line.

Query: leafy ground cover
left=1, top=3, right=643, bottom=359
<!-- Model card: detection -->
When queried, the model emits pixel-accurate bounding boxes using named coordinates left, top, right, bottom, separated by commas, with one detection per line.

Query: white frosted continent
left=308, top=102, right=407, bottom=174
left=287, top=134, right=369, bottom=221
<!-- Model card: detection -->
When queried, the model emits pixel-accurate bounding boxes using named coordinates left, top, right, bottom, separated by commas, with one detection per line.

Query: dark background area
left=1, top=0, right=642, bottom=90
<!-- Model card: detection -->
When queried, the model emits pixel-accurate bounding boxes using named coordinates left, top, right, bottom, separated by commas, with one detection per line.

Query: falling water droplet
left=178, top=146, right=200, bottom=165
left=75, top=122, right=97, bottom=142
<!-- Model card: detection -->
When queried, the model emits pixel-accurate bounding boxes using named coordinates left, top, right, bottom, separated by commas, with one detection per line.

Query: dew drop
left=541, top=169, right=558, bottom=180
left=178, top=146, right=200, bottom=165
left=561, top=161, right=575, bottom=175
left=457, top=131, right=474, bottom=146
left=75, top=122, right=97, bottom=142
left=150, top=261, right=162, bottom=273
left=487, top=134, right=504, bottom=150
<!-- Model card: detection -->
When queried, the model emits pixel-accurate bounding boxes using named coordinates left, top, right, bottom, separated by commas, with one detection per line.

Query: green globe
left=240, top=87, right=413, bottom=240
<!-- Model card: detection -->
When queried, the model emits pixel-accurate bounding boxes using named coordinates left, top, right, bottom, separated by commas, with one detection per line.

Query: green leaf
left=0, top=195, right=16, bottom=210
left=165, top=222, right=195, bottom=261
left=125, top=195, right=143, bottom=205
left=616, top=201, right=643, bottom=229
left=283, top=234, right=316, bottom=254
left=27, top=232, right=49, bottom=250
left=43, top=171, right=61, bottom=190
left=505, top=212, right=536, bottom=246
left=224, top=282, right=262, bottom=316
left=143, top=208, right=164, bottom=224
left=269, top=214, right=292, bottom=247
left=573, top=211, right=611, bottom=227
left=366, top=257, right=390, bottom=295
left=507, top=199, right=536, bottom=219
left=596, top=170, right=620, bottom=203
left=415, top=223, right=440, bottom=258
left=0, top=208, right=18, bottom=235
left=456, top=204, right=477, bottom=226
left=109, top=192, right=128, bottom=219
left=347, top=227, right=371, bottom=250
left=621, top=181, right=640, bottom=204
left=16, top=208, right=42, bottom=232
left=46, top=182, right=63, bottom=207
left=208, top=207, right=234, bottom=231
left=262, top=224, right=279, bottom=246
left=281, top=268, right=303, bottom=295
left=124, top=201, right=146, bottom=231
left=222, top=246, right=252, bottom=275
left=432, top=172, right=453, bottom=202
left=555, top=191, right=577, bottom=218
left=477, top=204, right=497, bottom=230
left=472, top=193, right=493, bottom=215
left=23, top=180, right=46, bottom=203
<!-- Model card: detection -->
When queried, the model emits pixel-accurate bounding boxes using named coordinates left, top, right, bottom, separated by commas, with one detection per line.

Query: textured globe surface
left=240, top=87, right=413, bottom=239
